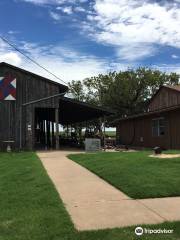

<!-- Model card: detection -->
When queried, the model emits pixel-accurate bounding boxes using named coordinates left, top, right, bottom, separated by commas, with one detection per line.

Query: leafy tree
left=105, top=68, right=179, bottom=116
left=68, top=78, right=109, bottom=138
left=83, top=73, right=115, bottom=105
left=68, top=80, right=85, bottom=101
left=68, top=68, right=179, bottom=124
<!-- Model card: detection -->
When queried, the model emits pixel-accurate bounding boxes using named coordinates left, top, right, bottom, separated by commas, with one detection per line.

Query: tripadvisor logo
left=135, top=227, right=143, bottom=236
left=135, top=226, right=174, bottom=236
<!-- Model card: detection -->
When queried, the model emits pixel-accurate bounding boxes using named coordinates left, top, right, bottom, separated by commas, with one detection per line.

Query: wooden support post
left=40, top=120, right=44, bottom=145
left=52, top=121, right=55, bottom=149
left=26, top=105, right=34, bottom=150
left=42, top=121, right=44, bottom=143
left=55, top=108, right=59, bottom=150
left=47, top=120, right=50, bottom=148
left=44, top=120, right=46, bottom=146
left=42, top=120, right=45, bottom=145
left=67, top=124, right=68, bottom=137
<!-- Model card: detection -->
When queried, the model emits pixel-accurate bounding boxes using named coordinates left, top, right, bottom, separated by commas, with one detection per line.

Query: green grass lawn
left=105, top=131, right=116, bottom=137
left=69, top=151, right=180, bottom=199
left=1, top=152, right=180, bottom=240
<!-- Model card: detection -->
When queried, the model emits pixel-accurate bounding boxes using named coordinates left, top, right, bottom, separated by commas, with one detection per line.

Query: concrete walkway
left=37, top=151, right=180, bottom=231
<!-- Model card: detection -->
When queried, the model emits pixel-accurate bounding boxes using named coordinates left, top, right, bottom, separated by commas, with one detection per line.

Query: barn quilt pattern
left=0, top=75, right=16, bottom=100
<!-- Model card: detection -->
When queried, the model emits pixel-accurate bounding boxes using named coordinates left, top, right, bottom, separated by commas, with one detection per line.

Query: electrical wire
left=0, top=35, right=68, bottom=86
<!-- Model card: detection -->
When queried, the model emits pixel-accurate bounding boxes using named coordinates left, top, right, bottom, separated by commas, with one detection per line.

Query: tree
left=105, top=68, right=179, bottom=116
left=67, top=77, right=110, bottom=138
left=83, top=73, right=115, bottom=105
left=68, top=68, right=180, bottom=124
left=68, top=80, right=85, bottom=101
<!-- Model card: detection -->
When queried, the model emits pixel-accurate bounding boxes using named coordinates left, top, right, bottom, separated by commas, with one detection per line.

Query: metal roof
left=33, top=96, right=114, bottom=124
left=112, top=104, right=180, bottom=124
left=59, top=96, right=114, bottom=124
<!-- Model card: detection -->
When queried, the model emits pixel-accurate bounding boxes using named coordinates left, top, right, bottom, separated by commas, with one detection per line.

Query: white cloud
left=172, top=54, right=179, bottom=59
left=74, top=6, right=86, bottom=12
left=64, top=6, right=73, bottom=14
left=17, top=0, right=180, bottom=62
left=0, top=52, right=22, bottom=65
left=152, top=64, right=180, bottom=74
left=8, top=30, right=20, bottom=35
left=15, top=0, right=180, bottom=64
left=0, top=39, right=128, bottom=82
left=22, top=44, right=128, bottom=81
left=18, top=0, right=86, bottom=5
left=117, top=44, right=156, bottom=61
left=0, top=40, right=22, bottom=65
left=82, top=0, right=180, bottom=61
left=60, top=6, right=73, bottom=14
left=19, top=0, right=58, bottom=4
left=49, top=11, right=61, bottom=20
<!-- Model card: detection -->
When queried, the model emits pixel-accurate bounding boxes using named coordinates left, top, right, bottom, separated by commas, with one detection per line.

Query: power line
left=0, top=35, right=68, bottom=86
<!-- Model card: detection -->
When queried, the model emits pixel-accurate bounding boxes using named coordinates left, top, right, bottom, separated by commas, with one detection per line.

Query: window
left=152, top=118, right=166, bottom=137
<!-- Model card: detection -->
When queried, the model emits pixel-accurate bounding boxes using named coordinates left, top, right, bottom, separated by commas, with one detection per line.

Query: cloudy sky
left=0, top=0, right=180, bottom=84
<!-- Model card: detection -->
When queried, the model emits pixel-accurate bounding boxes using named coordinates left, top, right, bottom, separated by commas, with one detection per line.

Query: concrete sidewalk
left=37, top=151, right=180, bottom=231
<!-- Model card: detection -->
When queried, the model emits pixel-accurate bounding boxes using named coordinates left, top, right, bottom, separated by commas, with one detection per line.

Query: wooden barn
left=0, top=62, right=111, bottom=151
left=116, top=85, right=180, bottom=150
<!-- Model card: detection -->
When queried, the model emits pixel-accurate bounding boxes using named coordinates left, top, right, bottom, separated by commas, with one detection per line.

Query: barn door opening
left=34, top=108, right=56, bottom=150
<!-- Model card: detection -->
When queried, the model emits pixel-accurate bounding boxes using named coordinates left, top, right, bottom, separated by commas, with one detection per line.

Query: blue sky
left=0, top=0, right=180, bottom=83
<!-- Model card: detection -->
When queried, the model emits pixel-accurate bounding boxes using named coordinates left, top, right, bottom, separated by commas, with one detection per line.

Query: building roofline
left=112, top=104, right=180, bottom=124
left=60, top=96, right=115, bottom=115
left=0, top=62, right=68, bottom=92
left=164, top=85, right=180, bottom=92
left=148, top=85, right=180, bottom=107
left=20, top=93, right=115, bottom=115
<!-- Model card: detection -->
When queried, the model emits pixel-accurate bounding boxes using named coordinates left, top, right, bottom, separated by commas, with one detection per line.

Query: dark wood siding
left=117, top=86, right=180, bottom=150
left=0, top=64, right=65, bottom=150
left=116, top=111, right=179, bottom=149
left=168, top=109, right=180, bottom=149
left=148, top=87, right=180, bottom=111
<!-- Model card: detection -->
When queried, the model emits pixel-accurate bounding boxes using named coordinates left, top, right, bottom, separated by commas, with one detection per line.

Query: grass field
left=59, top=130, right=116, bottom=137
left=69, top=151, right=180, bottom=199
left=105, top=131, right=116, bottom=137
left=1, top=152, right=180, bottom=240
